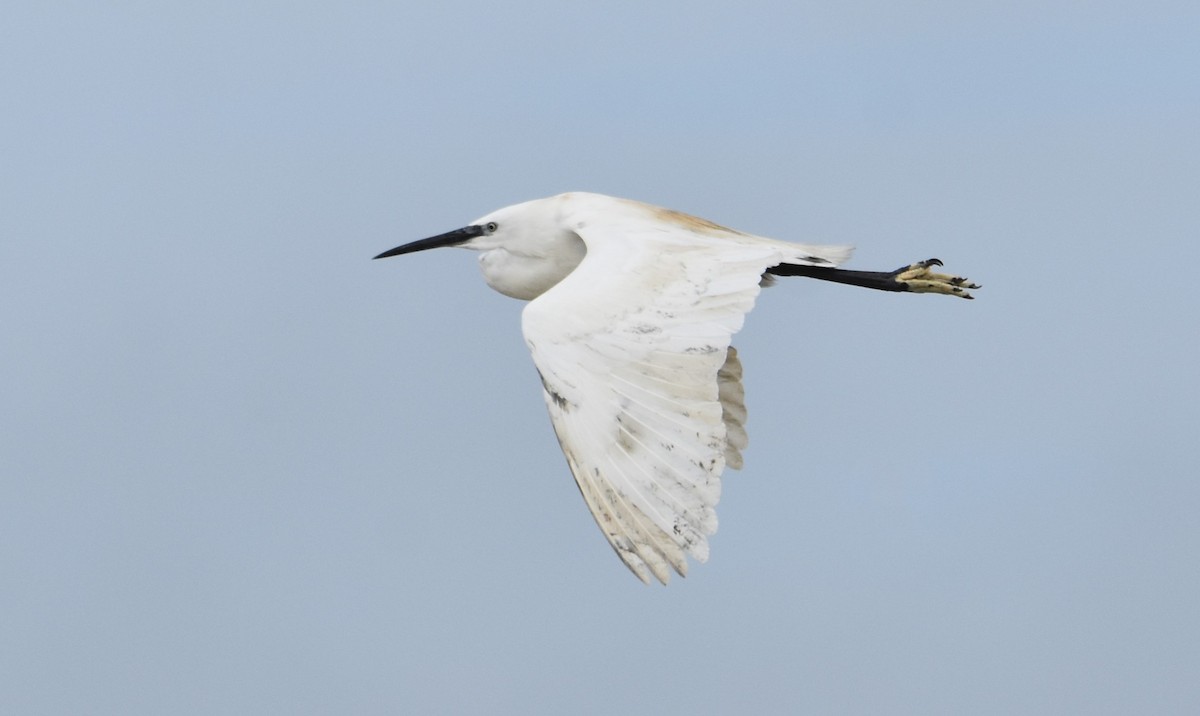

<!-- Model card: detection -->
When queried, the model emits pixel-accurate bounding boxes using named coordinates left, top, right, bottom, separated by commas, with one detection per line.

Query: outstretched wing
left=521, top=195, right=851, bottom=584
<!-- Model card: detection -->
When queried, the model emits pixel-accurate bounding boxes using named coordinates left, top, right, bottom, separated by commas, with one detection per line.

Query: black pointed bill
left=373, top=225, right=485, bottom=260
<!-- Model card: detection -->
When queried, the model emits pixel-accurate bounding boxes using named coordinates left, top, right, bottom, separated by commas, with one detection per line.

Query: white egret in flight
left=375, top=192, right=979, bottom=584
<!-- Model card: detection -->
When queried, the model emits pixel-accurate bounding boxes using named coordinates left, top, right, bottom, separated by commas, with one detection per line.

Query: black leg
left=766, top=258, right=980, bottom=299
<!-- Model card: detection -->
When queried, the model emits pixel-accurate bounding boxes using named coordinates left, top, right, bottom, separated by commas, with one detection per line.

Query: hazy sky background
left=3, top=2, right=1198, bottom=714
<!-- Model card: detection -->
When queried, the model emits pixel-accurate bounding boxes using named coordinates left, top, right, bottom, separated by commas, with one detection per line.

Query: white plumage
left=375, top=192, right=978, bottom=584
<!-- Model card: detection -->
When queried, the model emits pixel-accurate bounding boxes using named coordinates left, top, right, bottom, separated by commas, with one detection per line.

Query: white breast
left=477, top=239, right=586, bottom=301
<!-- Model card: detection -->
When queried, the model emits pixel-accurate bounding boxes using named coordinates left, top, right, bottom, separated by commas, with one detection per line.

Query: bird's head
left=373, top=198, right=568, bottom=260
left=373, top=196, right=586, bottom=300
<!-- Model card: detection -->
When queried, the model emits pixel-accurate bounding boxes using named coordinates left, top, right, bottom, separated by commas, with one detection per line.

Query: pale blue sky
left=3, top=2, right=1198, bottom=714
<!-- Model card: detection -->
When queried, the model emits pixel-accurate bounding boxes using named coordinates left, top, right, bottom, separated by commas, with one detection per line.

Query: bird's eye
left=485, top=222, right=498, bottom=234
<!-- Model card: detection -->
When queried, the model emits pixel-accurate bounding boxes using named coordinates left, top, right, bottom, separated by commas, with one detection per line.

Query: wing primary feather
left=610, top=422, right=716, bottom=538
left=582, top=411, right=684, bottom=582
left=600, top=452, right=681, bottom=583
left=609, top=379, right=715, bottom=444
left=558, top=417, right=654, bottom=584
left=557, top=391, right=685, bottom=585
left=718, top=347, right=749, bottom=470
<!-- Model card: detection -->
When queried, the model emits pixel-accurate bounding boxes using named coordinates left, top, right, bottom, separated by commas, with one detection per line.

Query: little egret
left=375, top=192, right=979, bottom=584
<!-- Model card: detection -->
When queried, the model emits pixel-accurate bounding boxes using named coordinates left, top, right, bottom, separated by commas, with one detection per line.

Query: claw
left=893, top=259, right=980, bottom=299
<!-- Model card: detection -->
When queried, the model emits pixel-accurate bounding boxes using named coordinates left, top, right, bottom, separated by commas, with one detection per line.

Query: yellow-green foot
left=893, top=258, right=981, bottom=299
